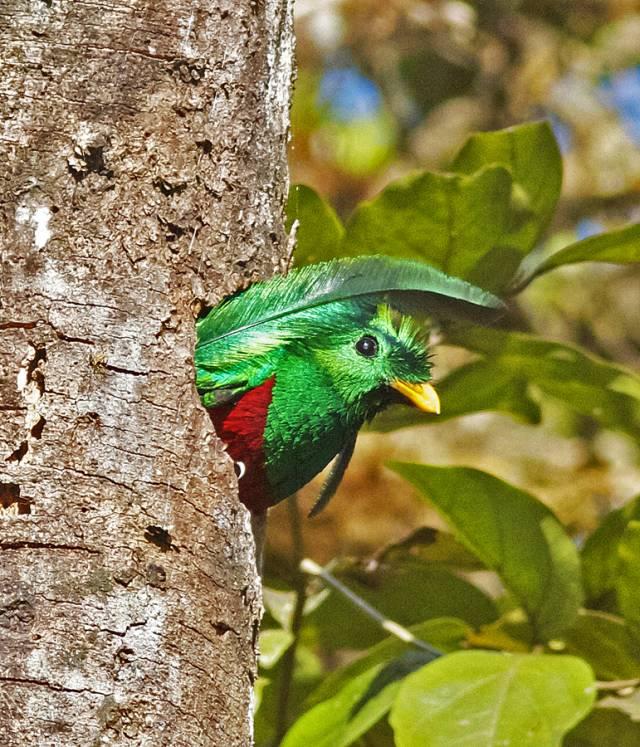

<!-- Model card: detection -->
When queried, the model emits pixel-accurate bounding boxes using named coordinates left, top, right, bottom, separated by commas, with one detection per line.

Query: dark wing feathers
left=308, top=431, right=358, bottom=517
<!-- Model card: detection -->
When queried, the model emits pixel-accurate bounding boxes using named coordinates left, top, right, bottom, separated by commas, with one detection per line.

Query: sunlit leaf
left=448, top=326, right=640, bottom=440
left=341, top=165, right=514, bottom=291
left=254, top=676, right=270, bottom=713
left=390, top=651, right=595, bottom=747
left=308, top=618, right=469, bottom=707
left=262, top=585, right=328, bottom=630
left=452, top=121, right=562, bottom=261
left=527, top=223, right=640, bottom=282
left=390, top=463, right=583, bottom=641
left=284, top=621, right=467, bottom=747
left=318, top=112, right=398, bottom=177
left=288, top=184, right=345, bottom=266
left=259, top=628, right=295, bottom=669
left=282, top=650, right=428, bottom=747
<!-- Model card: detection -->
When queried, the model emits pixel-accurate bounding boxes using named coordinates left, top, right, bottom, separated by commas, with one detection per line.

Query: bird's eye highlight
left=355, top=335, right=378, bottom=358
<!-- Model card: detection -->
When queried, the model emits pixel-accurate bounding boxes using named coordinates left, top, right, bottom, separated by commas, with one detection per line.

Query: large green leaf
left=371, top=358, right=541, bottom=431
left=390, top=651, right=595, bottom=747
left=581, top=495, right=640, bottom=606
left=561, top=610, right=640, bottom=680
left=341, top=165, right=514, bottom=292
left=283, top=620, right=466, bottom=747
left=616, top=521, right=640, bottom=638
left=375, top=527, right=484, bottom=570
left=452, top=121, right=562, bottom=259
left=287, top=184, right=345, bottom=266
left=307, top=618, right=468, bottom=707
left=305, top=560, right=497, bottom=651
left=527, top=223, right=640, bottom=282
left=282, top=651, right=424, bottom=747
left=448, top=326, right=640, bottom=440
left=390, top=463, right=583, bottom=641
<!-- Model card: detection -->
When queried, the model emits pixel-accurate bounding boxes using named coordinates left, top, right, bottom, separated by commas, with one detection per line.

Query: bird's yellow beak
left=390, top=380, right=441, bottom=414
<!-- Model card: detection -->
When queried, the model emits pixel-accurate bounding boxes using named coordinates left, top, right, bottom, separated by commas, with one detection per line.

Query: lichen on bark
left=0, top=1, right=294, bottom=744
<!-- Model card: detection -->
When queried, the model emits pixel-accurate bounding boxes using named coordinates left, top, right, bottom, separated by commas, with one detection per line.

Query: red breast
left=208, top=377, right=276, bottom=513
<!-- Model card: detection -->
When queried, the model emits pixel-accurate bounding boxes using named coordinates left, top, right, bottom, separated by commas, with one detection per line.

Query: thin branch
left=595, top=678, right=640, bottom=692
left=299, top=557, right=442, bottom=658
left=272, top=495, right=307, bottom=746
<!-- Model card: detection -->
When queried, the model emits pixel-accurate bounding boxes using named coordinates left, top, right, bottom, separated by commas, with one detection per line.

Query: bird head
left=304, top=303, right=440, bottom=419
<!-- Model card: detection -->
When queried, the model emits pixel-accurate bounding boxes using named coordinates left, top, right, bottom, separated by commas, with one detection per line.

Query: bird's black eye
left=355, top=335, right=378, bottom=358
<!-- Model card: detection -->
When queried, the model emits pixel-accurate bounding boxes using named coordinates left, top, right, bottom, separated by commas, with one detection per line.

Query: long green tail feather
left=197, top=256, right=504, bottom=354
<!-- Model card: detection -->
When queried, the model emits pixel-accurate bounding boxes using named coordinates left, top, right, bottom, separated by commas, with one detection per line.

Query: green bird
left=195, top=256, right=502, bottom=517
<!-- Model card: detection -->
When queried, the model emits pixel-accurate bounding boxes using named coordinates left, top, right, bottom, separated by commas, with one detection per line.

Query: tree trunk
left=0, top=1, right=293, bottom=745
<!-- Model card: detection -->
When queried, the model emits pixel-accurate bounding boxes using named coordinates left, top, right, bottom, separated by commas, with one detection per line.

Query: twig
left=595, top=678, right=640, bottom=691
left=299, top=557, right=442, bottom=658
left=250, top=510, right=268, bottom=576
left=272, top=495, right=307, bottom=746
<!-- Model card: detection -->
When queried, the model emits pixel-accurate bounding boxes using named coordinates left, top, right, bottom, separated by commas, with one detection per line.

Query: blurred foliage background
left=266, top=0, right=640, bottom=566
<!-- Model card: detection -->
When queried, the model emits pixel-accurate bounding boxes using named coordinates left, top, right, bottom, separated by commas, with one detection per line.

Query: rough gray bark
left=0, top=1, right=293, bottom=745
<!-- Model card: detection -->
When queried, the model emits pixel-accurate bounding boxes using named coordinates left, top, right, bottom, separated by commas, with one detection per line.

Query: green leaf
left=282, top=651, right=423, bottom=747
left=262, top=586, right=297, bottom=630
left=284, top=619, right=467, bottom=747
left=527, top=223, right=640, bottom=282
left=560, top=610, right=640, bottom=680
left=390, top=651, right=595, bottom=747
left=341, top=165, right=514, bottom=292
left=581, top=495, right=640, bottom=605
left=452, top=121, right=562, bottom=259
left=287, top=184, right=345, bottom=266
left=448, top=326, right=640, bottom=440
left=371, top=358, right=541, bottom=431
left=262, top=585, right=327, bottom=630
left=259, top=628, right=294, bottom=669
left=565, top=707, right=640, bottom=746
left=616, top=521, right=640, bottom=637
left=305, top=560, right=497, bottom=651
left=254, top=643, right=325, bottom=747
left=376, top=527, right=484, bottom=570
left=308, top=618, right=469, bottom=707
left=390, top=463, right=583, bottom=641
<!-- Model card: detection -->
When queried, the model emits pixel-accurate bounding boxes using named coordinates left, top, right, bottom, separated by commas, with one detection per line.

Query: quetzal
left=195, top=256, right=502, bottom=517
